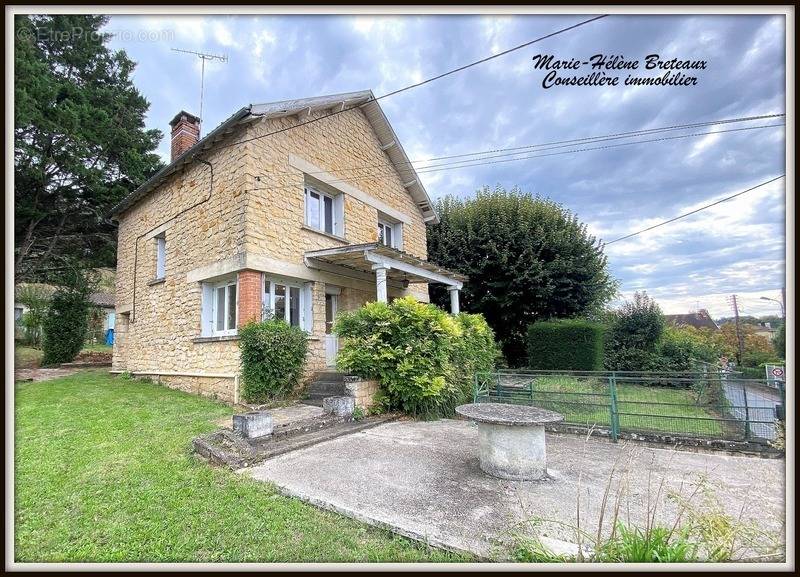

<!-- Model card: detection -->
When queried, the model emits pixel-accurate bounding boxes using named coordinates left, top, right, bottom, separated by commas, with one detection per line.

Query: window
left=201, top=277, right=237, bottom=336
left=378, top=217, right=402, bottom=249
left=305, top=185, right=343, bottom=236
left=155, top=234, right=166, bottom=279
left=263, top=276, right=312, bottom=331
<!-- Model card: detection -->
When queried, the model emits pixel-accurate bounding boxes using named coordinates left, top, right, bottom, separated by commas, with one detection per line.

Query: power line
left=247, top=124, right=784, bottom=193
left=250, top=113, right=786, bottom=182
left=205, top=15, right=609, bottom=154
left=605, top=175, right=785, bottom=245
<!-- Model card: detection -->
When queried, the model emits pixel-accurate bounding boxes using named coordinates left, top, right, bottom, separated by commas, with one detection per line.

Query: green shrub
left=41, top=284, right=91, bottom=366
left=239, top=319, right=308, bottom=403
left=335, top=297, right=498, bottom=418
left=525, top=319, right=604, bottom=370
left=595, top=525, right=698, bottom=563
left=657, top=325, right=720, bottom=371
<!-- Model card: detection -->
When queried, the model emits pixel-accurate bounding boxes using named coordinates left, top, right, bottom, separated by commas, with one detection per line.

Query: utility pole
left=171, top=48, right=228, bottom=131
left=727, top=294, right=745, bottom=365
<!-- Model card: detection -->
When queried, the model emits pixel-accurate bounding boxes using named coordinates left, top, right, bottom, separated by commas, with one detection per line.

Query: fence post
left=609, top=372, right=620, bottom=442
left=742, top=383, right=751, bottom=440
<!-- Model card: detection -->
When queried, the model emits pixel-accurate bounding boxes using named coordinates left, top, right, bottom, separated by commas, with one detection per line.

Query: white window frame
left=155, top=234, right=166, bottom=279
left=377, top=217, right=402, bottom=249
left=262, top=275, right=312, bottom=331
left=304, top=185, right=343, bottom=236
left=208, top=278, right=238, bottom=337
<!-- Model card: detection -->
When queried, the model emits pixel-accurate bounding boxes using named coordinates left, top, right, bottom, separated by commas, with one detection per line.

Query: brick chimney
left=169, top=111, right=201, bottom=161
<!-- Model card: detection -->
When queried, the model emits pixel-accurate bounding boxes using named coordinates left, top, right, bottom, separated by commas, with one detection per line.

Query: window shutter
left=200, top=283, right=214, bottom=337
left=302, top=282, right=314, bottom=332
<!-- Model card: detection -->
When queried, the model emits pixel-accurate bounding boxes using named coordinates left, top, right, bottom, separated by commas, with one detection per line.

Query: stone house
left=110, top=90, right=465, bottom=403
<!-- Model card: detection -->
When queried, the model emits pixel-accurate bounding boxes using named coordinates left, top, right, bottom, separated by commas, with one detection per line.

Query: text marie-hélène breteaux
left=531, top=54, right=708, bottom=89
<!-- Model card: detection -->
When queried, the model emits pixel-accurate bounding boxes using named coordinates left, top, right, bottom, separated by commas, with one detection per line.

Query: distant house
left=89, top=292, right=116, bottom=342
left=753, top=322, right=776, bottom=341
left=665, top=309, right=719, bottom=331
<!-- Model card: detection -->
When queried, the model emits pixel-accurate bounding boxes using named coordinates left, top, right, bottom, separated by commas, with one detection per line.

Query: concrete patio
left=246, top=419, right=785, bottom=560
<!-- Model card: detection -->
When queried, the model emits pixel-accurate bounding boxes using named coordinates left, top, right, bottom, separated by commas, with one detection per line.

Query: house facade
left=110, top=91, right=464, bottom=403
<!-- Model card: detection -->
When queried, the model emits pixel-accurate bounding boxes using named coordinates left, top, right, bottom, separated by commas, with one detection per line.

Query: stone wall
left=345, top=378, right=381, bottom=411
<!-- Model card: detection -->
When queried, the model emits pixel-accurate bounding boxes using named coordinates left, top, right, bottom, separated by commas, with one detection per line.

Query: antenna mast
left=171, top=48, right=228, bottom=131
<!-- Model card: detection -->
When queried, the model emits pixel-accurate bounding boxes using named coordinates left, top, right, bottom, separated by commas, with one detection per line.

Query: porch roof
left=304, top=243, right=466, bottom=288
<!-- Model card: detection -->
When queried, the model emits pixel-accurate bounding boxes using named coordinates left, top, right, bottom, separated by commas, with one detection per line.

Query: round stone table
left=456, top=403, right=564, bottom=481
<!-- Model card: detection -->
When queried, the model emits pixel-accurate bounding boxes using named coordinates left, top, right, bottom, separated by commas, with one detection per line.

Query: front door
left=324, top=293, right=339, bottom=366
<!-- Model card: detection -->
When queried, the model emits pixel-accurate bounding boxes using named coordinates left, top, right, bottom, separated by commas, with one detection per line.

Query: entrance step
left=193, top=413, right=397, bottom=469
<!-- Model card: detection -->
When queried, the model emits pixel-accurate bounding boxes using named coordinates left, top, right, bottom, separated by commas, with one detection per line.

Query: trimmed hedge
left=41, top=286, right=91, bottom=366
left=526, top=319, right=604, bottom=371
left=239, top=319, right=308, bottom=403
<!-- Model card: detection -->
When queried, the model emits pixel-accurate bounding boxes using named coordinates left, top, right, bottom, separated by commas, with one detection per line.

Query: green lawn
left=522, top=376, right=723, bottom=437
left=14, top=370, right=468, bottom=563
left=14, top=346, right=43, bottom=369
left=80, top=343, right=113, bottom=353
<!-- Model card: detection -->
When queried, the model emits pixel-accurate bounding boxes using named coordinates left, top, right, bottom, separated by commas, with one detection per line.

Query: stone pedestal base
left=477, top=423, right=547, bottom=480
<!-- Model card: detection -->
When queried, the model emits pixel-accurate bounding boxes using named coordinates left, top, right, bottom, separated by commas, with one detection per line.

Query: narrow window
left=378, top=219, right=396, bottom=248
left=215, top=286, right=226, bottom=332
left=263, top=279, right=271, bottom=319
left=274, top=284, right=286, bottom=321
left=227, top=283, right=237, bottom=330
left=155, top=234, right=166, bottom=279
left=289, top=286, right=300, bottom=327
left=323, top=195, right=334, bottom=234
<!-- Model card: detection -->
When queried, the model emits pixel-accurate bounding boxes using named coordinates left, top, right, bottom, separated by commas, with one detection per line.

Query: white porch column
left=448, top=286, right=460, bottom=315
left=373, top=265, right=389, bottom=303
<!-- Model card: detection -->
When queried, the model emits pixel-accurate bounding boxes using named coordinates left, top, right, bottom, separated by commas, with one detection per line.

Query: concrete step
left=300, top=398, right=324, bottom=407
left=312, top=371, right=346, bottom=383
left=305, top=381, right=348, bottom=397
left=254, top=416, right=396, bottom=462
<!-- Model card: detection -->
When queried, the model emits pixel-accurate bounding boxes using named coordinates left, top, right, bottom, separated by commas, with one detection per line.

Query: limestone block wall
left=345, top=378, right=381, bottom=411
left=112, top=130, right=247, bottom=401
left=242, top=108, right=430, bottom=264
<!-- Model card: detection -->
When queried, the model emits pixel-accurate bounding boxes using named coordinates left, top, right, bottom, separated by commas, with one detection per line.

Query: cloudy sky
left=105, top=12, right=787, bottom=318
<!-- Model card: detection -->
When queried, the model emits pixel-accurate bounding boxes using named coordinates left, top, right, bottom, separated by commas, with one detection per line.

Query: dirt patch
left=14, top=367, right=81, bottom=382
left=72, top=350, right=113, bottom=364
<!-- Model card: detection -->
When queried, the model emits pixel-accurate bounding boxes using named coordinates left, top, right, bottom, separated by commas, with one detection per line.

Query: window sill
left=301, top=225, right=349, bottom=244
left=193, top=335, right=239, bottom=343
left=147, top=277, right=166, bottom=286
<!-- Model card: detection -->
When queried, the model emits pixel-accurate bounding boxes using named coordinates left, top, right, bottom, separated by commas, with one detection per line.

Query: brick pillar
left=238, top=270, right=262, bottom=326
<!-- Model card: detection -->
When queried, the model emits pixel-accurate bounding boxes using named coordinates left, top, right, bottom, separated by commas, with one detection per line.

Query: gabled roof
left=665, top=310, right=719, bottom=330
left=110, top=90, right=438, bottom=223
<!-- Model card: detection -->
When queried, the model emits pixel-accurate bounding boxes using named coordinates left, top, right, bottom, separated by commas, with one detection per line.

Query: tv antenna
left=171, top=48, right=228, bottom=128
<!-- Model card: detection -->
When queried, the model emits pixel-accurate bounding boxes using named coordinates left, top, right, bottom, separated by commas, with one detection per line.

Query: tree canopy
left=427, top=186, right=616, bottom=363
left=14, top=15, right=162, bottom=281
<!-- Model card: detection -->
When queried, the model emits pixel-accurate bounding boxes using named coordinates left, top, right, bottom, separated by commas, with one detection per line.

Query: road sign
left=771, top=367, right=784, bottom=377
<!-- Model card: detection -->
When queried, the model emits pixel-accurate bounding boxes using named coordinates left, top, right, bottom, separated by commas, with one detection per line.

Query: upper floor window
left=305, top=185, right=343, bottom=237
left=155, top=234, right=166, bottom=279
left=377, top=216, right=402, bottom=249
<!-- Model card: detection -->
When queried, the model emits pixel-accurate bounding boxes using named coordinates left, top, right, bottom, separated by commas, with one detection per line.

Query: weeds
left=511, top=440, right=784, bottom=563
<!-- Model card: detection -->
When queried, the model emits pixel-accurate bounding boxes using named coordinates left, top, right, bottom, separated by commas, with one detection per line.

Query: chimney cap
left=169, top=110, right=201, bottom=127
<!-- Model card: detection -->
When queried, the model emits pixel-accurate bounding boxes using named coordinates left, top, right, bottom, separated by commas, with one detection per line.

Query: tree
left=711, top=324, right=777, bottom=367
left=605, top=291, right=665, bottom=371
left=41, top=271, right=95, bottom=366
left=427, top=187, right=616, bottom=363
left=773, top=322, right=785, bottom=359
left=14, top=15, right=162, bottom=280
left=15, top=283, right=53, bottom=347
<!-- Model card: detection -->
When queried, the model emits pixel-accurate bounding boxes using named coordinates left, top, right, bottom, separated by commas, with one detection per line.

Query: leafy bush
left=239, top=319, right=308, bottom=403
left=604, top=292, right=668, bottom=371
left=526, top=319, right=605, bottom=370
left=41, top=283, right=91, bottom=366
left=657, top=326, right=720, bottom=371
left=15, top=284, right=52, bottom=347
left=335, top=297, right=499, bottom=418
left=773, top=322, right=785, bottom=359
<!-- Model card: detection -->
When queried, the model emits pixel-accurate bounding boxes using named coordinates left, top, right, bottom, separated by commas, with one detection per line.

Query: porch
left=304, top=243, right=467, bottom=313
left=305, top=243, right=467, bottom=368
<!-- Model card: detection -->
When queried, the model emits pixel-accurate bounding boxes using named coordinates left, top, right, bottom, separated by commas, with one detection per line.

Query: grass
left=491, top=376, right=724, bottom=437
left=14, top=370, right=469, bottom=563
left=80, top=343, right=113, bottom=353
left=14, top=346, right=43, bottom=369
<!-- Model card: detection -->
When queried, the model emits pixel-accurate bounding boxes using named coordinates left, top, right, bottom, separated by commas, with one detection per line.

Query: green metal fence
left=473, top=369, right=784, bottom=443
